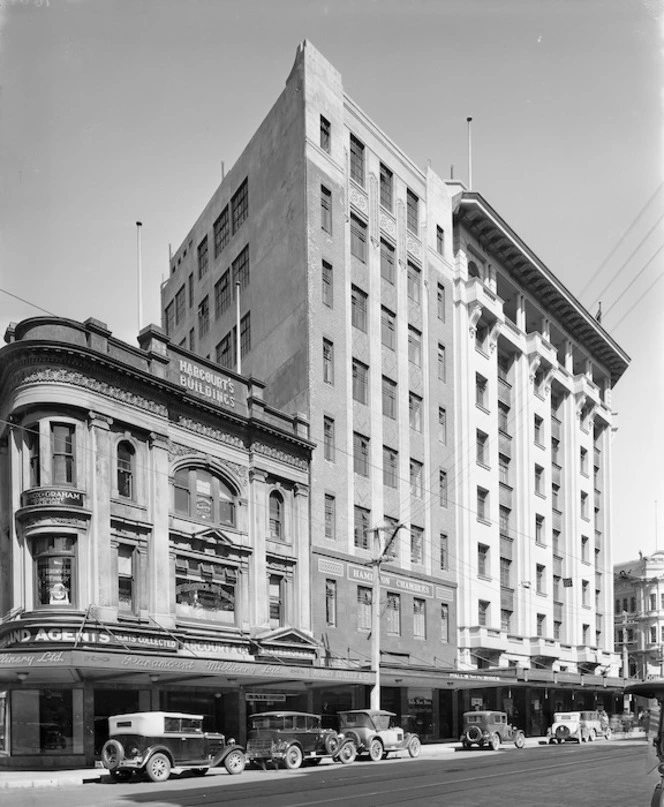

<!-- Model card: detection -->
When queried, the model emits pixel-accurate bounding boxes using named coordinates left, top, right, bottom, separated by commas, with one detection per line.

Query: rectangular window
left=198, top=236, right=209, bottom=279
left=351, top=285, right=368, bottom=332
left=350, top=214, right=367, bottom=262
left=500, top=507, right=511, bottom=536
left=406, top=188, right=419, bottom=233
left=383, top=446, right=398, bottom=488
left=380, top=239, right=395, bottom=283
left=413, top=598, right=426, bottom=639
left=580, top=447, right=588, bottom=475
left=408, top=326, right=422, bottom=367
left=352, top=359, right=369, bottom=404
left=536, top=564, right=546, bottom=595
left=438, top=408, right=447, bottom=443
left=407, top=261, right=421, bottom=303
left=240, top=313, right=251, bottom=357
left=478, top=544, right=489, bottom=577
left=537, top=613, right=546, bottom=637
left=382, top=376, right=397, bottom=420
left=478, top=600, right=489, bottom=627
left=386, top=592, right=401, bottom=635
left=325, top=579, right=337, bottom=626
left=213, top=207, right=229, bottom=258
left=582, top=579, right=590, bottom=606
left=498, top=403, right=509, bottom=433
left=165, top=301, right=175, bottom=335
left=440, top=534, right=448, bottom=570
left=437, top=283, right=445, bottom=321
left=269, top=574, right=283, bottom=628
left=198, top=296, right=210, bottom=337
left=350, top=134, right=365, bottom=185
left=34, top=535, right=76, bottom=608
left=353, top=432, right=370, bottom=477
left=500, top=557, right=512, bottom=588
left=476, top=430, right=488, bottom=465
left=175, top=285, right=186, bottom=324
left=323, top=417, right=335, bottom=461
left=409, top=392, right=423, bottom=432
left=501, top=609, right=512, bottom=632
left=410, top=526, right=424, bottom=565
left=27, top=426, right=40, bottom=487
left=534, top=415, right=543, bottom=445
left=358, top=585, right=372, bottom=630
left=438, top=344, right=447, bottom=381
left=324, top=495, right=336, bottom=540
left=321, top=185, right=332, bottom=233
left=188, top=273, right=194, bottom=309
left=535, top=465, right=544, bottom=495
left=214, top=270, right=231, bottom=318
left=322, top=260, right=333, bottom=307
left=441, top=603, right=449, bottom=642
left=118, top=544, right=135, bottom=612
left=536, top=515, right=545, bottom=545
left=499, top=455, right=510, bottom=485
left=189, top=328, right=195, bottom=352
left=215, top=331, right=233, bottom=369
left=439, top=471, right=448, bottom=507
left=354, top=507, right=371, bottom=551
left=231, top=178, right=248, bottom=234
left=552, top=483, right=560, bottom=510
left=381, top=306, right=396, bottom=349
left=232, top=245, right=250, bottom=290
left=477, top=487, right=489, bottom=521
left=581, top=491, right=589, bottom=519
left=380, top=163, right=393, bottom=211
left=581, top=535, right=590, bottom=562
left=476, top=374, right=487, bottom=408
left=320, top=115, right=331, bottom=152
left=436, top=225, right=444, bottom=255
left=323, top=339, right=334, bottom=385
left=410, top=460, right=423, bottom=498
left=51, top=423, right=75, bottom=485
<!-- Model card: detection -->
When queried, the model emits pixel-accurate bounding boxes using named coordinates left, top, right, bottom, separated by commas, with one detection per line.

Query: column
left=249, top=468, right=268, bottom=626
left=88, top=411, right=114, bottom=620
left=148, top=431, right=174, bottom=627
left=294, top=482, right=311, bottom=631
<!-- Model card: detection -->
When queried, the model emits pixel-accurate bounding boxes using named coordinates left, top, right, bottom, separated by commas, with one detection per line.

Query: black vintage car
left=460, top=710, right=526, bottom=751
left=246, top=711, right=356, bottom=769
left=101, top=711, right=245, bottom=782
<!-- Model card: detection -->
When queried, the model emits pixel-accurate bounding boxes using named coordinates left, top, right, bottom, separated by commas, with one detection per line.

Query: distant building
left=160, top=41, right=629, bottom=737
left=614, top=552, right=664, bottom=679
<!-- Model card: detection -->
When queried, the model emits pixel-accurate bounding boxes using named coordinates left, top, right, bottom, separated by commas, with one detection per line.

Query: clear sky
left=0, top=0, right=662, bottom=563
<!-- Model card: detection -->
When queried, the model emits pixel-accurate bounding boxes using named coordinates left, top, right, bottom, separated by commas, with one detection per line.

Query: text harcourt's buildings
left=159, top=40, right=630, bottom=737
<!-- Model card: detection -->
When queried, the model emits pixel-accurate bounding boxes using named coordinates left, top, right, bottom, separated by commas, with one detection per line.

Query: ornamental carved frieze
left=349, top=184, right=369, bottom=215
left=176, top=417, right=244, bottom=449
left=168, top=440, right=248, bottom=488
left=251, top=442, right=308, bottom=472
left=380, top=212, right=396, bottom=238
left=16, top=367, right=167, bottom=416
left=406, top=235, right=421, bottom=259
left=19, top=514, right=89, bottom=531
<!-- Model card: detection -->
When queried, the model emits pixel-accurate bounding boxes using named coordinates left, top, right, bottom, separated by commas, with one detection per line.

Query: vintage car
left=245, top=711, right=356, bottom=769
left=579, top=709, right=612, bottom=740
left=546, top=711, right=591, bottom=744
left=460, top=710, right=526, bottom=751
left=100, top=711, right=246, bottom=782
left=337, top=709, right=421, bottom=761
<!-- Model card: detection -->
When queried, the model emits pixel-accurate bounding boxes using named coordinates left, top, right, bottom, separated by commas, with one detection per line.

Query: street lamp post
left=369, top=522, right=407, bottom=711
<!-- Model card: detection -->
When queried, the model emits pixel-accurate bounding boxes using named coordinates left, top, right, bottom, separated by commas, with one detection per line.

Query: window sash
left=350, top=215, right=367, bottom=262
left=380, top=164, right=393, bottom=210
left=380, top=240, right=395, bottom=283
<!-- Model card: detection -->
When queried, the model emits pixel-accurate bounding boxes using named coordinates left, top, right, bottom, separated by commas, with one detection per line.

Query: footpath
left=0, top=731, right=646, bottom=790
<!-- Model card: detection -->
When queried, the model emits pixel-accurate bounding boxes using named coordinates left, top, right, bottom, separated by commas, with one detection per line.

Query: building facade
left=614, top=551, right=664, bottom=680
left=159, top=41, right=629, bottom=736
left=0, top=315, right=328, bottom=768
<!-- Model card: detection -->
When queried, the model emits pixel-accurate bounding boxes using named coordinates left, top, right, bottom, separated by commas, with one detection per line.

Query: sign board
left=245, top=693, right=287, bottom=703
left=21, top=489, right=84, bottom=508
left=347, top=564, right=434, bottom=598
left=172, top=359, right=242, bottom=411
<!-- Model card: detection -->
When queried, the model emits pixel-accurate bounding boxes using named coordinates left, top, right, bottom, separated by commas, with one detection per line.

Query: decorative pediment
left=194, top=527, right=236, bottom=547
left=252, top=626, right=320, bottom=650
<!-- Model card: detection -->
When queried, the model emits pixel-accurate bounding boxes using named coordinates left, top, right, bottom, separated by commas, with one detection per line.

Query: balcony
left=551, top=416, right=561, bottom=441
left=573, top=373, right=601, bottom=407
left=551, top=464, right=562, bottom=487
left=498, top=431, right=512, bottom=457
left=464, top=277, right=505, bottom=324
left=526, top=332, right=558, bottom=367
left=498, top=378, right=512, bottom=406
left=464, top=625, right=507, bottom=652
left=529, top=637, right=560, bottom=658
left=499, top=483, right=513, bottom=508
left=501, top=587, right=515, bottom=610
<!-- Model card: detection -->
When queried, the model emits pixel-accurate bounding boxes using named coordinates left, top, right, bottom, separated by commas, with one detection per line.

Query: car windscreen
left=464, top=714, right=483, bottom=724
left=339, top=713, right=372, bottom=729
left=250, top=716, right=284, bottom=730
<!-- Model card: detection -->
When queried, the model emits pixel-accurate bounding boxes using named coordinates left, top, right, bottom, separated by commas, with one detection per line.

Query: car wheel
left=466, top=726, right=482, bottom=743
left=407, top=736, right=421, bottom=758
left=191, top=768, right=208, bottom=777
left=109, top=769, right=132, bottom=782
left=604, top=728, right=612, bottom=740
left=514, top=731, right=526, bottom=749
left=145, top=753, right=171, bottom=783
left=324, top=733, right=341, bottom=756
left=368, top=738, right=383, bottom=762
left=588, top=729, right=596, bottom=742
left=338, top=742, right=356, bottom=765
left=224, top=749, right=246, bottom=775
left=283, top=745, right=303, bottom=770
left=490, top=733, right=500, bottom=751
left=101, top=739, right=125, bottom=771
left=555, top=726, right=570, bottom=743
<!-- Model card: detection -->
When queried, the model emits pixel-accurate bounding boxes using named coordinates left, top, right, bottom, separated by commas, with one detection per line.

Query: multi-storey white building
left=159, top=41, right=629, bottom=737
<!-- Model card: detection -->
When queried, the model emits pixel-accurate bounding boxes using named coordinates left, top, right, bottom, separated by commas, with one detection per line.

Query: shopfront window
left=11, top=688, right=83, bottom=754
left=51, top=423, right=75, bottom=485
left=173, top=467, right=237, bottom=527
left=33, top=536, right=76, bottom=608
left=175, top=557, right=237, bottom=624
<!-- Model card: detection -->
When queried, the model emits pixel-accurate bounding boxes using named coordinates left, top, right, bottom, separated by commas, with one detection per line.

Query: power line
left=609, top=271, right=664, bottom=333
left=602, top=240, right=664, bottom=319
left=0, top=287, right=58, bottom=317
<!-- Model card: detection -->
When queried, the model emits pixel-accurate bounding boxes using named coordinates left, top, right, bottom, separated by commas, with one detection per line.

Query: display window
left=175, top=557, right=237, bottom=624
left=11, top=688, right=83, bottom=755
left=32, top=535, right=76, bottom=608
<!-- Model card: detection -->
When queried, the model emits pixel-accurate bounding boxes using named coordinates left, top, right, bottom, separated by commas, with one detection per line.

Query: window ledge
left=476, top=460, right=491, bottom=471
left=475, top=403, right=490, bottom=415
left=478, top=574, right=492, bottom=582
left=476, top=517, right=492, bottom=527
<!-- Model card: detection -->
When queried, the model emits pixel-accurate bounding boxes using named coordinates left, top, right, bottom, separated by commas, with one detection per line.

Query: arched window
left=117, top=441, right=135, bottom=499
left=173, top=467, right=236, bottom=527
left=269, top=491, right=284, bottom=540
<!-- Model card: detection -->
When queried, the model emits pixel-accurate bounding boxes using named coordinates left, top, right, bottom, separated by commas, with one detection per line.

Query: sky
left=0, top=0, right=662, bottom=563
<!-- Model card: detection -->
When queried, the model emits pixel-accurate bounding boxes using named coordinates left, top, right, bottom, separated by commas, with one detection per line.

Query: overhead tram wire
left=601, top=240, right=664, bottom=320
left=0, top=287, right=59, bottom=318
left=579, top=180, right=664, bottom=300
left=607, top=271, right=664, bottom=333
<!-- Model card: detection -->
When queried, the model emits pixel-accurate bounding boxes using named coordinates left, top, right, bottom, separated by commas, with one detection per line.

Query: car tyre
left=224, top=749, right=246, bottom=775
left=145, top=752, right=172, bottom=783
left=324, top=733, right=341, bottom=756
left=407, top=736, right=422, bottom=758
left=368, top=738, right=383, bottom=762
left=283, top=744, right=303, bottom=770
left=514, top=731, right=526, bottom=749
left=589, top=729, right=596, bottom=742
left=466, top=726, right=482, bottom=743
left=338, top=742, right=356, bottom=765
left=490, top=733, right=500, bottom=751
left=604, top=728, right=612, bottom=740
left=101, top=739, right=124, bottom=771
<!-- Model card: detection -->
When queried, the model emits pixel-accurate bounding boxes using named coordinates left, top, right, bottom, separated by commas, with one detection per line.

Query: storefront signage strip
left=347, top=564, right=434, bottom=598
left=245, top=693, right=287, bottom=702
left=21, top=488, right=85, bottom=508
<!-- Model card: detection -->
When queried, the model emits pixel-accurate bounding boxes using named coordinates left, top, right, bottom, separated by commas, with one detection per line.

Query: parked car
left=546, top=711, right=590, bottom=744
left=460, top=710, right=526, bottom=751
left=579, top=709, right=612, bottom=740
left=338, top=709, right=421, bottom=761
left=245, top=711, right=356, bottom=770
left=100, top=711, right=246, bottom=782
